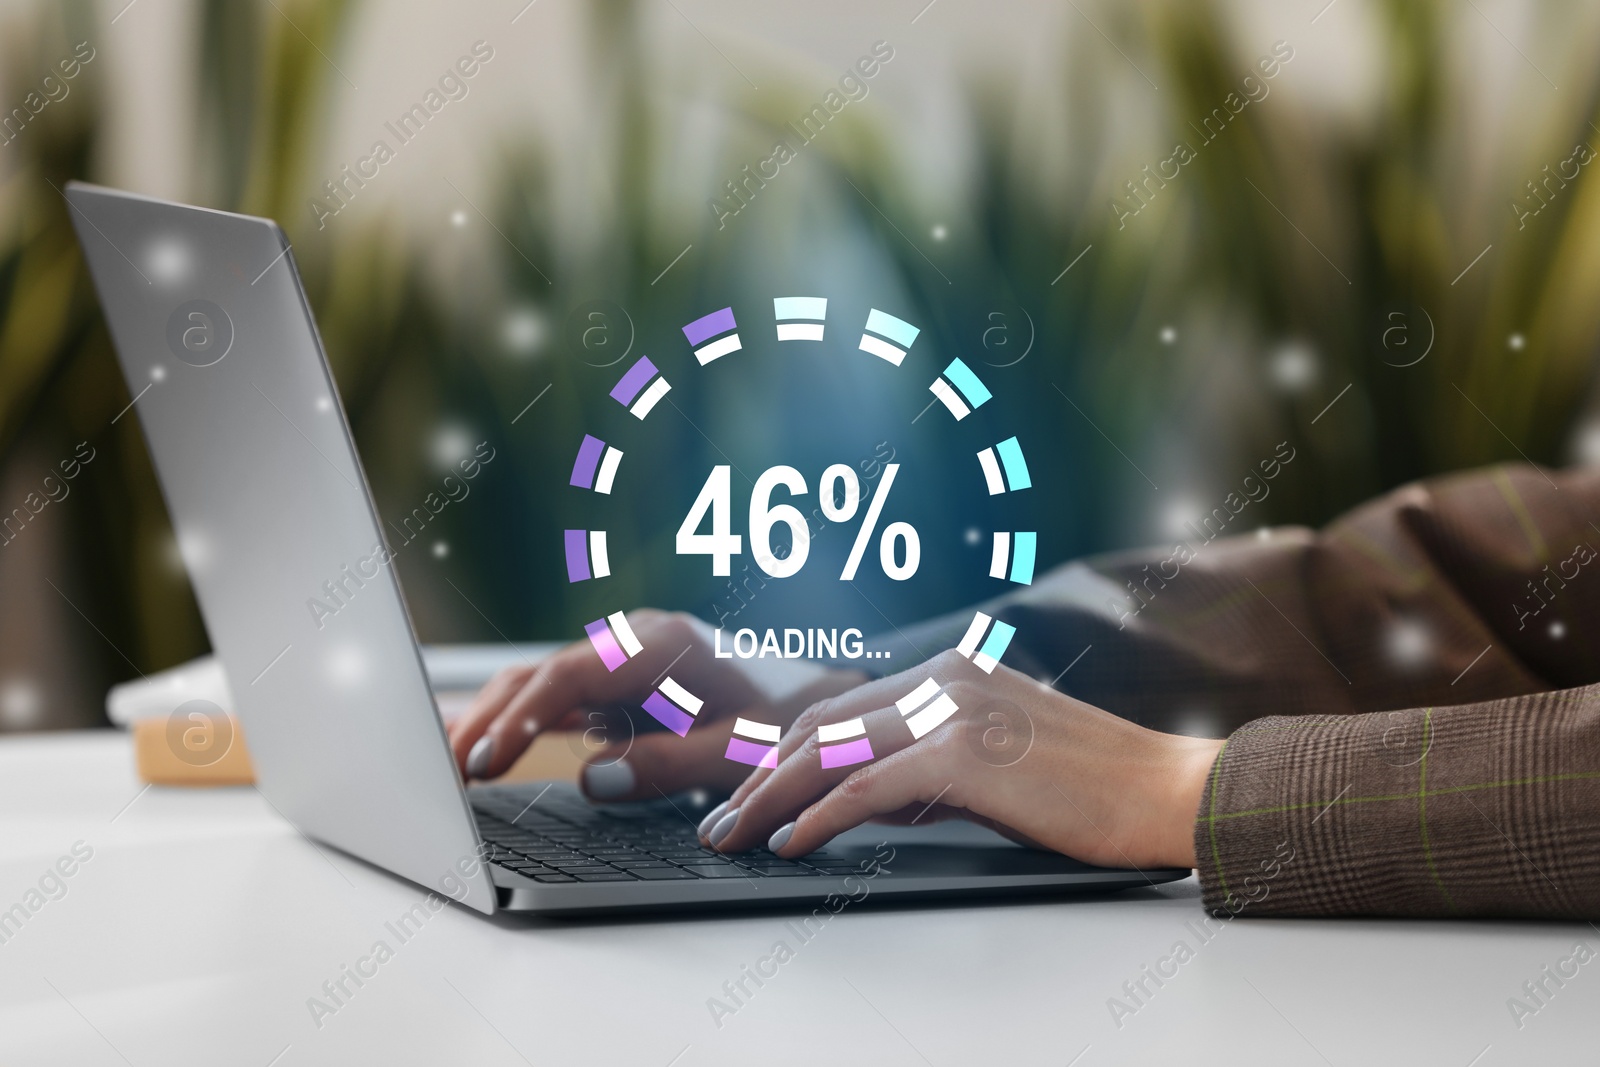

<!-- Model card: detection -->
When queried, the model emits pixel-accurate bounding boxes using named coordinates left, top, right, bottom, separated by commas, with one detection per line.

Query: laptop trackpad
left=819, top=818, right=1108, bottom=877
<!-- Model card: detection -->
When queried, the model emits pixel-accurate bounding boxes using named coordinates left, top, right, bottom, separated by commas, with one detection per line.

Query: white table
left=0, top=731, right=1592, bottom=1066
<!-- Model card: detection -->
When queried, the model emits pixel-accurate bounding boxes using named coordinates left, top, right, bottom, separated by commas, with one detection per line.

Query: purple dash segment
left=642, top=691, right=695, bottom=737
left=682, top=307, right=736, bottom=347
left=564, top=529, right=590, bottom=583
left=585, top=618, right=628, bottom=672
left=724, top=737, right=779, bottom=768
left=819, top=737, right=875, bottom=769
left=570, top=434, right=605, bottom=488
left=610, top=356, right=659, bottom=406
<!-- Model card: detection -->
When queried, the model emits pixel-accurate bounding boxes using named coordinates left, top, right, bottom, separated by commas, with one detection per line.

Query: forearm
left=1195, top=684, right=1600, bottom=918
left=883, top=463, right=1600, bottom=737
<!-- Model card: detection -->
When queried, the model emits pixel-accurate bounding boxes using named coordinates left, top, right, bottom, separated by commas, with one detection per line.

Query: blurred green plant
left=3, top=0, right=1600, bottom=729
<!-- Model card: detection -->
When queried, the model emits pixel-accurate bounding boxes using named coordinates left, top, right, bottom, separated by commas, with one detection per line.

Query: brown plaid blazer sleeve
left=883, top=461, right=1600, bottom=917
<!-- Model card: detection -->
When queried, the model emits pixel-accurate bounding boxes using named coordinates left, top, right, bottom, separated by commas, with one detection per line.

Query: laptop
left=66, top=182, right=1188, bottom=915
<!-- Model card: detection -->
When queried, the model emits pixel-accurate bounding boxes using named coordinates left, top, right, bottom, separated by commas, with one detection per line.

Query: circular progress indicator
left=565, top=297, right=1036, bottom=768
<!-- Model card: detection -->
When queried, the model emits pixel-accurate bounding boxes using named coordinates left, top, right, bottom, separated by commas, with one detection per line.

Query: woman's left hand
left=698, top=649, right=1223, bottom=870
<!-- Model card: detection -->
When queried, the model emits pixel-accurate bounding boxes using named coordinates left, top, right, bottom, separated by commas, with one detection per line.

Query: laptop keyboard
left=469, top=789, right=860, bottom=884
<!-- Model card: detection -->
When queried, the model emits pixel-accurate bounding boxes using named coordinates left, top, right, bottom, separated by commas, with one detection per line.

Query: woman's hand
left=696, top=649, right=1223, bottom=871
left=445, top=610, right=868, bottom=798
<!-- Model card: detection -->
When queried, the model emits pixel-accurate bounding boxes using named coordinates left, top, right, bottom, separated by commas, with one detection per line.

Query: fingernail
left=465, top=735, right=495, bottom=779
left=582, top=760, right=635, bottom=800
left=709, top=807, right=740, bottom=848
left=768, top=822, right=795, bottom=854
left=697, top=800, right=730, bottom=839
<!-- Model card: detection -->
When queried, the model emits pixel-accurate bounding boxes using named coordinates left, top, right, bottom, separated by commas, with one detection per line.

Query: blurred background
left=4, top=0, right=1600, bottom=733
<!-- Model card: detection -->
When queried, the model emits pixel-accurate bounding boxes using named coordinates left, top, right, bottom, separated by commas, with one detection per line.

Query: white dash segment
left=817, top=718, right=867, bottom=742
left=595, top=447, right=623, bottom=494
left=905, top=693, right=959, bottom=739
left=630, top=377, right=671, bottom=419
left=659, top=676, right=703, bottom=716
left=895, top=677, right=943, bottom=716
left=930, top=378, right=971, bottom=420
left=977, top=448, right=1006, bottom=495
left=733, top=717, right=781, bottom=743
left=589, top=532, right=610, bottom=579
left=694, top=334, right=743, bottom=365
left=776, top=323, right=825, bottom=342
left=859, top=334, right=907, bottom=366
left=607, top=611, right=644, bottom=656
left=989, top=533, right=1010, bottom=579
left=956, top=612, right=992, bottom=658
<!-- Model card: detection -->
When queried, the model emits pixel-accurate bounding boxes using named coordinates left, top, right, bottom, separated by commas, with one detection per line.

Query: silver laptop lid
left=66, top=182, right=495, bottom=913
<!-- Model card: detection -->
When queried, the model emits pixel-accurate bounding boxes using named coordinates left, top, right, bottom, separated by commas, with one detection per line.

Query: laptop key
left=630, top=867, right=700, bottom=880
left=573, top=871, right=639, bottom=882
left=532, top=874, right=577, bottom=883
left=689, top=866, right=760, bottom=879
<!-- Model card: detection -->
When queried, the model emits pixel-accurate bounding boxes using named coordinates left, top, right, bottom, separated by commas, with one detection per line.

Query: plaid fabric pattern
left=879, top=463, right=1600, bottom=917
left=1196, top=691, right=1600, bottom=917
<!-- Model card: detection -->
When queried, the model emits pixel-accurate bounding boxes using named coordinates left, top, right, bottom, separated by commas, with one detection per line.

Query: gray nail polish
left=583, top=760, right=635, bottom=800
left=768, top=822, right=795, bottom=854
left=697, top=800, right=730, bottom=839
left=709, top=808, right=740, bottom=848
left=465, top=735, right=495, bottom=779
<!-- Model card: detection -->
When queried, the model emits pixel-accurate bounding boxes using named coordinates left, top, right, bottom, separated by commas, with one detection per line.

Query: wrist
left=1154, top=736, right=1224, bottom=869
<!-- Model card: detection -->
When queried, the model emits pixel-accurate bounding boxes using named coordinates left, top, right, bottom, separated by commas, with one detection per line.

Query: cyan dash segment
left=943, top=358, right=992, bottom=408
left=1008, top=531, right=1036, bottom=585
left=990, top=532, right=1037, bottom=585
left=996, top=435, right=1031, bottom=491
left=976, top=619, right=1016, bottom=671
left=774, top=296, right=827, bottom=341
left=865, top=309, right=920, bottom=348
left=773, top=296, right=827, bottom=321
left=859, top=308, right=921, bottom=365
left=931, top=357, right=994, bottom=420
left=954, top=611, right=1017, bottom=673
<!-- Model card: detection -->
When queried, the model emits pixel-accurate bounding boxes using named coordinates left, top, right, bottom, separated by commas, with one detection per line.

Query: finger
left=772, top=742, right=961, bottom=858
left=775, top=653, right=976, bottom=770
left=578, top=717, right=750, bottom=802
left=465, top=614, right=770, bottom=780
left=721, top=653, right=969, bottom=812
left=461, top=640, right=672, bottom=780
left=708, top=703, right=917, bottom=852
left=447, top=663, right=538, bottom=770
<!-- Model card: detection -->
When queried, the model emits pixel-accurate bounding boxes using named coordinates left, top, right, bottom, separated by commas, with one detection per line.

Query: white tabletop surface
left=0, top=731, right=1594, bottom=1066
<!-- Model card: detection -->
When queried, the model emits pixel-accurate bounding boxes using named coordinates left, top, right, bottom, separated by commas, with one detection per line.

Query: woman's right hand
left=445, top=609, right=869, bottom=800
